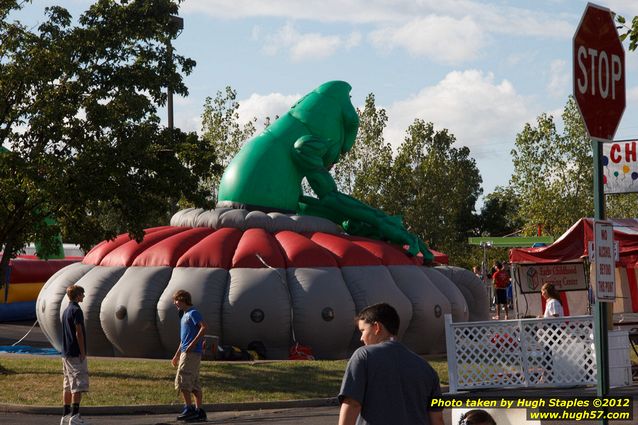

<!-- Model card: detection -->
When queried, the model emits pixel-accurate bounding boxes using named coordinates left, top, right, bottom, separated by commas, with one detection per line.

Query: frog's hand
left=378, top=217, right=434, bottom=262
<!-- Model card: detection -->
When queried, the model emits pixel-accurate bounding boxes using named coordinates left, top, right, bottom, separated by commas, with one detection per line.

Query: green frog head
left=289, top=80, right=359, bottom=167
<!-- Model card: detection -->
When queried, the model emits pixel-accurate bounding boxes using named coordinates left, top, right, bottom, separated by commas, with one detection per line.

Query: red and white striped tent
left=509, top=218, right=638, bottom=318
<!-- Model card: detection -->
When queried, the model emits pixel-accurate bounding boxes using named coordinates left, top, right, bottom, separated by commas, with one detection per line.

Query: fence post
left=444, top=314, right=458, bottom=393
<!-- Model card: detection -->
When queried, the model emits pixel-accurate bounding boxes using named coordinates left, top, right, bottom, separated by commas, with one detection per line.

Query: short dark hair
left=459, top=409, right=497, bottom=425
left=357, top=303, right=400, bottom=335
left=66, top=285, right=84, bottom=302
left=173, top=289, right=192, bottom=306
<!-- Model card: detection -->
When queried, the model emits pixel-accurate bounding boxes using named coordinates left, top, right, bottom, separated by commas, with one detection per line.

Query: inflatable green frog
left=217, top=81, right=433, bottom=262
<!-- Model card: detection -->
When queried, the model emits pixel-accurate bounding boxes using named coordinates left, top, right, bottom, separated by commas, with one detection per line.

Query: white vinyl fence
left=445, top=315, right=597, bottom=393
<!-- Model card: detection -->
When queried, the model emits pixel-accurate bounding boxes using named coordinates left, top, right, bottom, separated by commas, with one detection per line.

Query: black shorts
left=495, top=288, right=508, bottom=305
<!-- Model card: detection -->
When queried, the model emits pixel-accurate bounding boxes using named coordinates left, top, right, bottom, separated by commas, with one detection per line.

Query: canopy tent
left=509, top=218, right=638, bottom=317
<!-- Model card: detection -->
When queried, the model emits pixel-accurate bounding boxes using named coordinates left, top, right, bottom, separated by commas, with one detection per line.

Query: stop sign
left=573, top=3, right=625, bottom=142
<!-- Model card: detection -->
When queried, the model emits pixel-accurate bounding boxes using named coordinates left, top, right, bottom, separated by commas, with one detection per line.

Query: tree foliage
left=332, top=93, right=393, bottom=207
left=0, top=0, right=218, bottom=284
left=382, top=120, right=482, bottom=263
left=508, top=96, right=637, bottom=239
left=200, top=86, right=257, bottom=202
left=509, top=97, right=592, bottom=237
left=478, top=186, right=523, bottom=237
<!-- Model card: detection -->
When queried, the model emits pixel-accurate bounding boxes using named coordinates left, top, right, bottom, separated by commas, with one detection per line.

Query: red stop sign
left=573, top=3, right=625, bottom=142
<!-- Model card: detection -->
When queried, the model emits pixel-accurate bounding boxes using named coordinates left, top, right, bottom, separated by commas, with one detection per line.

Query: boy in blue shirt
left=172, top=290, right=208, bottom=422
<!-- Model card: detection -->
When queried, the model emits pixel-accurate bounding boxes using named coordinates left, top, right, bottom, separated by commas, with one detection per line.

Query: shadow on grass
left=0, top=364, right=15, bottom=375
left=200, top=363, right=343, bottom=400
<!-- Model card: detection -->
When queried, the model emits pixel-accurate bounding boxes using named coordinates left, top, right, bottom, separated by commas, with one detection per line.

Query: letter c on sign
left=610, top=144, right=621, bottom=163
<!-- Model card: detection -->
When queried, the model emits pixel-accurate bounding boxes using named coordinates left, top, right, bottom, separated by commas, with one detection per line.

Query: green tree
left=382, top=120, right=482, bottom=264
left=617, top=14, right=638, bottom=51
left=478, top=186, right=524, bottom=237
left=332, top=93, right=393, bottom=206
left=509, top=97, right=637, bottom=238
left=509, top=97, right=592, bottom=237
left=200, top=86, right=257, bottom=203
left=0, top=0, right=217, bottom=287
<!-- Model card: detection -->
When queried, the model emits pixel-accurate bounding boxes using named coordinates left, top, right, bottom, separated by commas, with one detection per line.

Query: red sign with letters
left=573, top=3, right=625, bottom=142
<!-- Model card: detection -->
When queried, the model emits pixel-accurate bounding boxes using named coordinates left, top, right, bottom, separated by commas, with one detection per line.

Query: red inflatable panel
left=346, top=236, right=415, bottom=266
left=309, top=232, right=382, bottom=267
left=132, top=227, right=214, bottom=267
left=176, top=227, right=243, bottom=269
left=83, top=226, right=170, bottom=265
left=99, top=227, right=188, bottom=267
left=232, top=228, right=286, bottom=269
left=9, top=258, right=81, bottom=283
left=275, top=230, right=338, bottom=268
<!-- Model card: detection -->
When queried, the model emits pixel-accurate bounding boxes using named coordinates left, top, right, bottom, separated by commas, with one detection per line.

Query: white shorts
left=62, top=356, right=89, bottom=393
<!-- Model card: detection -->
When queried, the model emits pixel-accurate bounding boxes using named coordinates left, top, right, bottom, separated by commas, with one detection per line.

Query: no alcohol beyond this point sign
left=573, top=3, right=625, bottom=142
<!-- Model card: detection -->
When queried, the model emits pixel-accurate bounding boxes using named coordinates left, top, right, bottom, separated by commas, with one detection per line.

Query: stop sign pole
left=573, top=4, right=625, bottom=420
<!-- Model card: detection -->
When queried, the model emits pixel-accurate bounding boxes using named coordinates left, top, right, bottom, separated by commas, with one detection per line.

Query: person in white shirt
left=541, top=282, right=564, bottom=317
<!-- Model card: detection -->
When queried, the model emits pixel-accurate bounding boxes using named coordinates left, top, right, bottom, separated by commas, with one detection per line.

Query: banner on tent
left=517, top=262, right=587, bottom=294
left=603, top=140, right=638, bottom=194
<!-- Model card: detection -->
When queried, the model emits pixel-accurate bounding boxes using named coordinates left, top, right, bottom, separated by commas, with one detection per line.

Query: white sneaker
left=68, top=414, right=88, bottom=425
left=60, top=415, right=69, bottom=425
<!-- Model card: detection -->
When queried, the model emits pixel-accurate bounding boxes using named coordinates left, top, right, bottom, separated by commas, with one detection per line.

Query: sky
left=14, top=0, right=638, bottom=204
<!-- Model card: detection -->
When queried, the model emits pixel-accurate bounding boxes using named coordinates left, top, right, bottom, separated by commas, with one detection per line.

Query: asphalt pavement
left=1, top=321, right=637, bottom=425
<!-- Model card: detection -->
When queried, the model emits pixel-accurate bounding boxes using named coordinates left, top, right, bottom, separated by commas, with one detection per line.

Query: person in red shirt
left=492, top=261, right=510, bottom=320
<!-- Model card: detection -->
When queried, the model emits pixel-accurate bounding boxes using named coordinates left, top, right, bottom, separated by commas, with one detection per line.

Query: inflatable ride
left=36, top=81, right=489, bottom=359
left=1, top=255, right=81, bottom=322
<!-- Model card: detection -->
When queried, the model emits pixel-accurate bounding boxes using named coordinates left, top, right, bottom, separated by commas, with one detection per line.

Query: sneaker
left=177, top=405, right=197, bottom=421
left=68, top=414, right=87, bottom=425
left=60, top=415, right=70, bottom=425
left=185, top=408, right=207, bottom=422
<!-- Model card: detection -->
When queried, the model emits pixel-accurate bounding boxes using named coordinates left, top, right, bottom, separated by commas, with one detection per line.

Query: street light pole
left=167, top=15, right=184, bottom=130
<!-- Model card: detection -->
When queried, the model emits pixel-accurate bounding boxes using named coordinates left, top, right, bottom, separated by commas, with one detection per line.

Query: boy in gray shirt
left=338, top=303, right=444, bottom=425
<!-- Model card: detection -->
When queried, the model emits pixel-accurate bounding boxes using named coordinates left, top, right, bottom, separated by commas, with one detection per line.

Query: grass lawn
left=0, top=356, right=450, bottom=406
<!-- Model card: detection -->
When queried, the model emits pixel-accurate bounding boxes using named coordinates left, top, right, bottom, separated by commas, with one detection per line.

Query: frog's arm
left=292, top=135, right=433, bottom=262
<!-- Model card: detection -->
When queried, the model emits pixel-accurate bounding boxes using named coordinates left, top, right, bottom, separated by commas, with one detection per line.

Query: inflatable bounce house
left=1, top=249, right=82, bottom=322
left=36, top=81, right=489, bottom=359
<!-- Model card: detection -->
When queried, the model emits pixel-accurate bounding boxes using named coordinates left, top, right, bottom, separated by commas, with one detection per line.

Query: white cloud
left=369, top=15, right=485, bottom=64
left=547, top=59, right=570, bottom=98
left=236, top=92, right=301, bottom=126
left=259, top=22, right=360, bottom=61
left=183, top=0, right=573, bottom=37
left=385, top=70, right=531, bottom=156
left=184, top=1, right=573, bottom=65
left=182, top=0, right=417, bottom=23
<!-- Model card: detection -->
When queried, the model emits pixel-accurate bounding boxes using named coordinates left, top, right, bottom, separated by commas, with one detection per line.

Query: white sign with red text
left=593, top=220, right=616, bottom=302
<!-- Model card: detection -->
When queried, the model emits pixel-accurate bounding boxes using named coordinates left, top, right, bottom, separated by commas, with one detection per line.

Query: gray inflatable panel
left=36, top=262, right=95, bottom=352
left=223, top=268, right=291, bottom=359
left=418, top=267, right=468, bottom=322
left=388, top=265, right=451, bottom=354
left=435, top=266, right=490, bottom=321
left=218, top=209, right=249, bottom=229
left=287, top=267, right=356, bottom=359
left=341, top=265, right=412, bottom=351
left=157, top=267, right=228, bottom=353
left=74, top=266, right=126, bottom=356
left=99, top=266, right=172, bottom=358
